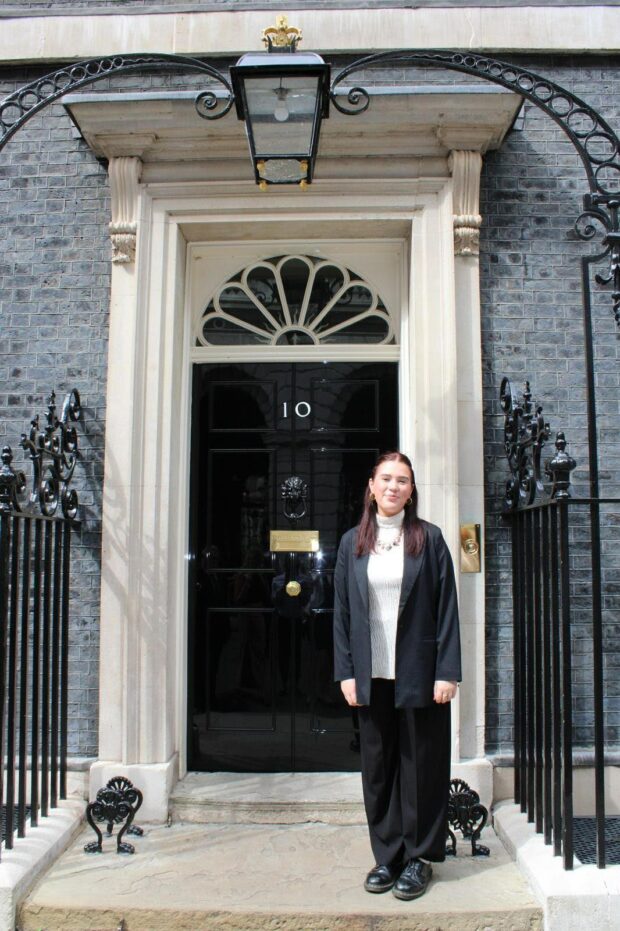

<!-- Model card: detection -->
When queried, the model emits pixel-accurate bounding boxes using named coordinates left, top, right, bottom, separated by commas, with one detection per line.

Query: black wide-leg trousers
left=357, top=678, right=451, bottom=866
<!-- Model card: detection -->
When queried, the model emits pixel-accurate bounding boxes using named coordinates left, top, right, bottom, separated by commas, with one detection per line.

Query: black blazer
left=333, top=519, right=461, bottom=708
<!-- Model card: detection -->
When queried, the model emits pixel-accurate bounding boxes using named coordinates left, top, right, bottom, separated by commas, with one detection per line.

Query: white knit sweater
left=367, top=511, right=405, bottom=679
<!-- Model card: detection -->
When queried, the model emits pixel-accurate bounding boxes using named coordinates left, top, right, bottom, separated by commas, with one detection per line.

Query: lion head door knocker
left=281, top=475, right=308, bottom=525
left=274, top=475, right=312, bottom=617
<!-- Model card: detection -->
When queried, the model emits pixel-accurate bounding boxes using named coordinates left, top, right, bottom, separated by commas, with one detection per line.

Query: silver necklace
left=375, top=529, right=403, bottom=552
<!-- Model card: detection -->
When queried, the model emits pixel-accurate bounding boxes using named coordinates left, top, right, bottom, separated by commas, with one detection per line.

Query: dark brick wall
left=480, top=55, right=620, bottom=756
left=1, top=50, right=619, bottom=760
left=0, top=66, right=111, bottom=757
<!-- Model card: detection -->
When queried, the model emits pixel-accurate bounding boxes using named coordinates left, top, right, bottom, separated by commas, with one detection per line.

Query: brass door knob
left=286, top=580, right=302, bottom=597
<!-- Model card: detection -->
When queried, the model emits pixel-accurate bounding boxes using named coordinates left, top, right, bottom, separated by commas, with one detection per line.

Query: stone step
left=170, top=772, right=367, bottom=824
left=19, top=821, right=543, bottom=931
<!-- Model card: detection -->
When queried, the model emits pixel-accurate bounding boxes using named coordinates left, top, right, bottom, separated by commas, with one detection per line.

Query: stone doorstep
left=494, top=801, right=620, bottom=931
left=0, top=799, right=84, bottom=931
left=17, top=909, right=543, bottom=931
left=18, top=821, right=543, bottom=931
left=169, top=764, right=494, bottom=826
left=170, top=771, right=367, bottom=824
left=172, top=798, right=367, bottom=825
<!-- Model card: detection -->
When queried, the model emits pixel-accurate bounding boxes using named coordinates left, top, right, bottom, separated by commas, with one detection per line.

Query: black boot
left=392, top=858, right=432, bottom=900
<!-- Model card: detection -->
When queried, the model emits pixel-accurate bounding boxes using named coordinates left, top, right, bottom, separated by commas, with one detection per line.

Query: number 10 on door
left=283, top=402, right=311, bottom=419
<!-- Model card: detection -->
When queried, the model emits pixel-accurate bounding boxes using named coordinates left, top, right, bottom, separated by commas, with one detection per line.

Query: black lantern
left=230, top=18, right=330, bottom=189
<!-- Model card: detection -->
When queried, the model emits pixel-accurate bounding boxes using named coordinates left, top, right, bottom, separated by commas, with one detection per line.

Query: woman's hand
left=434, top=680, right=457, bottom=704
left=340, top=678, right=362, bottom=707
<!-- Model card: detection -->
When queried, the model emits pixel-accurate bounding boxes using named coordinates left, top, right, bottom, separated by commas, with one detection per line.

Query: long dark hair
left=355, top=451, right=426, bottom=557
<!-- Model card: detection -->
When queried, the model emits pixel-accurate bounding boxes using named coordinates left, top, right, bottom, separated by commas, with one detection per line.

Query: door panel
left=205, top=448, right=274, bottom=569
left=188, top=361, right=398, bottom=771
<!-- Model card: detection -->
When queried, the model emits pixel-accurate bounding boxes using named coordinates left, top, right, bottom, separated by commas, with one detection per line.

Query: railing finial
left=546, top=431, right=576, bottom=499
left=500, top=376, right=556, bottom=509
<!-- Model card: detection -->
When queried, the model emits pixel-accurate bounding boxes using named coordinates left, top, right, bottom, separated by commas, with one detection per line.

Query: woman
left=333, top=451, right=461, bottom=901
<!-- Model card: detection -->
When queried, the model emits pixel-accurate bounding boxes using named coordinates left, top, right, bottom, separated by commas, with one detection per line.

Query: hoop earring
left=406, top=497, right=413, bottom=506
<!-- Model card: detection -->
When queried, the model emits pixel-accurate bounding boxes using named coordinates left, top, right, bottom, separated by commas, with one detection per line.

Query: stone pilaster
left=448, top=149, right=487, bottom=767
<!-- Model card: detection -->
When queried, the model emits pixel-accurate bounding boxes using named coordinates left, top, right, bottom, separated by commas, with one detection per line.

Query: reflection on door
left=188, top=362, right=398, bottom=771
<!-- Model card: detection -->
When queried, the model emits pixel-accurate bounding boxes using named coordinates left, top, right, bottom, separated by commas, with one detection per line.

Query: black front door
left=188, top=361, right=398, bottom=771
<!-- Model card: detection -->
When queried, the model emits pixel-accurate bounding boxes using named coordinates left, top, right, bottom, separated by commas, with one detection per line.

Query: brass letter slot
left=460, top=523, right=481, bottom=573
left=270, top=530, right=319, bottom=553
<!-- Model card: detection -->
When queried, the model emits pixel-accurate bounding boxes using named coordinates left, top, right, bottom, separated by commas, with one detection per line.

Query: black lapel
left=352, top=553, right=370, bottom=615
left=398, top=550, right=425, bottom=617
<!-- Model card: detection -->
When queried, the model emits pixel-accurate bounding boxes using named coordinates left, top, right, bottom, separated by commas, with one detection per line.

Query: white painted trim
left=398, top=231, right=413, bottom=449
left=189, top=345, right=401, bottom=364
left=97, top=174, right=478, bottom=810
left=176, top=231, right=194, bottom=784
left=0, top=7, right=618, bottom=63
left=455, top=253, right=487, bottom=762
left=400, top=180, right=463, bottom=761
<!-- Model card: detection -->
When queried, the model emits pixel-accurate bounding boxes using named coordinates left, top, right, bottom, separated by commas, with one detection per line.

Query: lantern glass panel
left=244, top=75, right=320, bottom=157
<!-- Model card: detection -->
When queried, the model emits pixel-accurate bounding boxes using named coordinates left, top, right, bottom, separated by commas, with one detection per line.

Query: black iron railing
left=501, top=378, right=616, bottom=869
left=0, top=390, right=80, bottom=857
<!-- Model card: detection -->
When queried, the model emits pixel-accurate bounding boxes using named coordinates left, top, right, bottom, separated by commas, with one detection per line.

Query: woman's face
left=369, top=460, right=414, bottom=518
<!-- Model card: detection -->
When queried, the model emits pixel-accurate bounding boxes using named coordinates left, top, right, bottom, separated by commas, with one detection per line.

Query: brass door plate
left=460, top=523, right=481, bottom=573
left=270, top=529, right=319, bottom=553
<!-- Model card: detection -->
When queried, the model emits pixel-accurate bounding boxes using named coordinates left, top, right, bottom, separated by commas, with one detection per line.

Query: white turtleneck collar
left=376, top=510, right=405, bottom=531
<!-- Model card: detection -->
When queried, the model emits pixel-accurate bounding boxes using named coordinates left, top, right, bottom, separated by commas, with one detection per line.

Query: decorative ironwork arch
left=330, top=50, right=620, bottom=198
left=329, top=50, right=620, bottom=334
left=0, top=49, right=617, bottom=194
left=0, top=46, right=618, bottom=489
left=0, top=49, right=618, bottom=329
left=0, top=52, right=234, bottom=153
